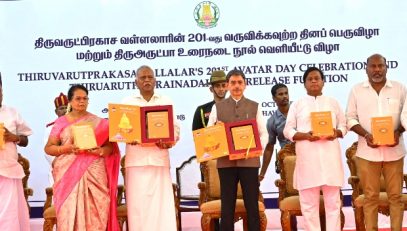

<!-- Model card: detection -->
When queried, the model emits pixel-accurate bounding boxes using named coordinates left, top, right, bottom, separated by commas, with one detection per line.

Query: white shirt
left=207, top=98, right=269, bottom=150
left=0, top=105, right=32, bottom=179
left=346, top=80, right=407, bottom=162
left=284, top=95, right=346, bottom=190
left=121, top=93, right=180, bottom=167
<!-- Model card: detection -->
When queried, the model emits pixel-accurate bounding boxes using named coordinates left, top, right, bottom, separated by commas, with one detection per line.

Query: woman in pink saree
left=45, top=85, right=120, bottom=231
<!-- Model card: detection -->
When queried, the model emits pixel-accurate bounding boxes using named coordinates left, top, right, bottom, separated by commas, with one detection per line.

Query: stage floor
left=30, top=207, right=407, bottom=230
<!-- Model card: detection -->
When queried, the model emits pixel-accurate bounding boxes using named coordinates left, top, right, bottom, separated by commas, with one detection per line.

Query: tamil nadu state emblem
left=194, top=1, right=220, bottom=29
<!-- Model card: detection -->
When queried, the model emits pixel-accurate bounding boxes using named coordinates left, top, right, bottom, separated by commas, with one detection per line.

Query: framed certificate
left=224, top=119, right=262, bottom=160
left=72, top=123, right=97, bottom=150
left=140, top=105, right=174, bottom=144
left=310, top=111, right=334, bottom=137
left=193, top=123, right=229, bottom=162
left=371, top=116, right=394, bottom=145
left=108, top=103, right=141, bottom=143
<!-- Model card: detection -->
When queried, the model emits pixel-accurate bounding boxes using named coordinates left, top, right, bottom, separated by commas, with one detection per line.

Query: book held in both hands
left=310, top=111, right=334, bottom=137
left=109, top=104, right=175, bottom=145
left=72, top=123, right=97, bottom=150
left=371, top=116, right=394, bottom=145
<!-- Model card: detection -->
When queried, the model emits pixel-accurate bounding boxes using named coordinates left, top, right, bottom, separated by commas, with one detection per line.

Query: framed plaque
left=140, top=105, right=174, bottom=144
left=310, top=111, right=334, bottom=137
left=72, top=123, right=97, bottom=150
left=224, top=119, right=262, bottom=160
left=193, top=123, right=229, bottom=162
left=108, top=103, right=141, bottom=143
left=371, top=116, right=394, bottom=145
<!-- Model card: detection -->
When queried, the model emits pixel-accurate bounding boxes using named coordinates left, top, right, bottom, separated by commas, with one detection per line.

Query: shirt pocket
left=387, top=98, right=400, bottom=113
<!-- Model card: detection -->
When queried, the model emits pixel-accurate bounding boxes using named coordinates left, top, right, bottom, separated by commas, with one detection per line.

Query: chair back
left=277, top=143, right=298, bottom=197
left=345, top=142, right=387, bottom=193
left=176, top=156, right=201, bottom=200
left=201, top=159, right=243, bottom=201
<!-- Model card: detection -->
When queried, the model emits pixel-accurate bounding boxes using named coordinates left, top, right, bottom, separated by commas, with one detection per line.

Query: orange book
left=0, top=123, right=5, bottom=150
left=371, top=116, right=394, bottom=145
left=310, top=111, right=334, bottom=137
left=193, top=123, right=229, bottom=162
left=72, top=123, right=97, bottom=150
left=146, top=111, right=170, bottom=139
left=109, top=103, right=141, bottom=143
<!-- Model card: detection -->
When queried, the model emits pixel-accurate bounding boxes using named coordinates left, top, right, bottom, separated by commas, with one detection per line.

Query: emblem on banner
left=194, top=1, right=220, bottom=29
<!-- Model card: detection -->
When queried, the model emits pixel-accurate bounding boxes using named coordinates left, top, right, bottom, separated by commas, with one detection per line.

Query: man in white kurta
left=0, top=84, right=32, bottom=231
left=284, top=67, right=346, bottom=231
left=122, top=65, right=179, bottom=231
left=346, top=54, right=406, bottom=231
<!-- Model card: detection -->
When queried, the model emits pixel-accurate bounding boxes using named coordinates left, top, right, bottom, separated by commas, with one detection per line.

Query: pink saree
left=51, top=113, right=120, bottom=231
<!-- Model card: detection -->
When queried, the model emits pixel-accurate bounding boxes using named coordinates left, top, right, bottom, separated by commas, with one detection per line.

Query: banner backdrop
left=1, top=0, right=407, bottom=204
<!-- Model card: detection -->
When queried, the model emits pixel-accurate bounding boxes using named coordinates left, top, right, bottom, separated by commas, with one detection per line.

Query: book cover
left=146, top=111, right=170, bottom=139
left=108, top=103, right=141, bottom=143
left=371, top=116, right=394, bottom=145
left=310, top=111, right=334, bottom=137
left=225, top=119, right=262, bottom=160
left=140, top=105, right=174, bottom=144
left=72, top=123, right=97, bottom=150
left=193, top=123, right=229, bottom=162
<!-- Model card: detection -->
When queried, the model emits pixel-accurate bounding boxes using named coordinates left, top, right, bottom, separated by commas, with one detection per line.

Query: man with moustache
left=346, top=54, right=406, bottom=231
left=207, top=69, right=268, bottom=231
left=121, top=65, right=179, bottom=231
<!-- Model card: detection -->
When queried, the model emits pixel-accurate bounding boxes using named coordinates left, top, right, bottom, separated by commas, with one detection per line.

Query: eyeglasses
left=73, top=96, right=89, bottom=102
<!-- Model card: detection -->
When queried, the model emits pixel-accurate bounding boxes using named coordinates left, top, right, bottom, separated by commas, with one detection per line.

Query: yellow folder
left=193, top=123, right=229, bottom=162
left=109, top=103, right=141, bottom=143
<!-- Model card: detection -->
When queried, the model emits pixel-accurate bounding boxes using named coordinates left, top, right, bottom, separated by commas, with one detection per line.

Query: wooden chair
left=17, top=153, right=34, bottom=213
left=346, top=141, right=407, bottom=231
left=175, top=156, right=201, bottom=231
left=198, top=159, right=267, bottom=231
left=275, top=143, right=345, bottom=231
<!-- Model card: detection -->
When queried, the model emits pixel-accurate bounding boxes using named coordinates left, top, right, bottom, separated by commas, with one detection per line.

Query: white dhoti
left=0, top=175, right=30, bottom=231
left=126, top=166, right=177, bottom=231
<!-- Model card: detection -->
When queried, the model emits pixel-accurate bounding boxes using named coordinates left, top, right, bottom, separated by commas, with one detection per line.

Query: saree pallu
left=51, top=114, right=119, bottom=231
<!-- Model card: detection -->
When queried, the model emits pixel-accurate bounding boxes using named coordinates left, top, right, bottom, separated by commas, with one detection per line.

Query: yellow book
left=72, top=123, right=97, bottom=150
left=371, top=116, right=394, bottom=145
left=231, top=125, right=256, bottom=150
left=146, top=111, right=170, bottom=139
left=109, top=103, right=141, bottom=143
left=0, top=123, right=5, bottom=150
left=311, top=111, right=334, bottom=137
left=229, top=124, right=261, bottom=160
left=193, top=123, right=229, bottom=162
